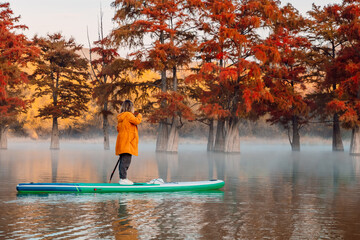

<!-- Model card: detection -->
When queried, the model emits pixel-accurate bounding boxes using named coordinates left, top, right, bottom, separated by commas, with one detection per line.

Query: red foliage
left=89, top=35, right=135, bottom=112
left=185, top=0, right=281, bottom=122
left=0, top=3, right=38, bottom=124
left=31, top=33, right=90, bottom=119
left=91, top=37, right=119, bottom=67
left=263, top=4, right=312, bottom=128
left=148, top=91, right=195, bottom=123
left=325, top=0, right=360, bottom=129
left=113, top=0, right=198, bottom=123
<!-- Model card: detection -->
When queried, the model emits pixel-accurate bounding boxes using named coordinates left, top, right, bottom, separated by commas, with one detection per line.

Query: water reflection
left=207, top=152, right=229, bottom=180
left=1, top=142, right=360, bottom=239
left=14, top=191, right=225, bottom=204
left=51, top=150, right=58, bottom=183
left=11, top=191, right=224, bottom=239
left=351, top=155, right=360, bottom=178
left=155, top=152, right=178, bottom=182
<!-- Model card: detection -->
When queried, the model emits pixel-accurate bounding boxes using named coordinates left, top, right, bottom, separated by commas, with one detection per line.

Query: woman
left=115, top=100, right=142, bottom=185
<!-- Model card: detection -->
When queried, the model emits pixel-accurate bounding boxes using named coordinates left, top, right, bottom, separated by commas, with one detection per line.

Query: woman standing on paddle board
left=115, top=100, right=142, bottom=185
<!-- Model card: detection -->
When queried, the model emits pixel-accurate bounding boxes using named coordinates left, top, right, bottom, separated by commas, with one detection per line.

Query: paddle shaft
left=109, top=157, right=120, bottom=183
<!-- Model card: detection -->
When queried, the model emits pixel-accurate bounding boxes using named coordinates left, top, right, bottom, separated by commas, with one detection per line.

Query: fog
left=1, top=140, right=360, bottom=239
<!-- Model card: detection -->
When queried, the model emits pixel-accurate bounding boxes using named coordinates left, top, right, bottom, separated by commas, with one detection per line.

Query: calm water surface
left=1, top=140, right=360, bottom=239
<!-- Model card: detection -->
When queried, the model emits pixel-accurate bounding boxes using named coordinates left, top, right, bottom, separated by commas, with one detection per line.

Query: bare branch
left=87, top=26, right=100, bottom=83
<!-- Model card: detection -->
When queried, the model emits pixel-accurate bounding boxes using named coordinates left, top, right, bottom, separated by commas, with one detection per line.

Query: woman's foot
left=119, top=179, right=133, bottom=185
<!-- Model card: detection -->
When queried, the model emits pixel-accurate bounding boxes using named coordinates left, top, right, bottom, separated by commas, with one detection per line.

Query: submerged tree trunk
left=166, top=117, right=179, bottom=152
left=165, top=67, right=179, bottom=152
left=207, top=119, right=215, bottom=151
left=224, top=118, right=240, bottom=153
left=214, top=118, right=240, bottom=153
left=332, top=113, right=344, bottom=151
left=350, top=83, right=360, bottom=155
left=291, top=116, right=300, bottom=151
left=156, top=119, right=180, bottom=152
left=156, top=60, right=181, bottom=152
left=0, top=125, right=8, bottom=149
left=103, top=114, right=110, bottom=150
left=214, top=119, right=226, bottom=152
left=103, top=101, right=110, bottom=150
left=156, top=121, right=169, bottom=152
left=50, top=117, right=60, bottom=149
left=156, top=52, right=168, bottom=152
left=350, top=127, right=360, bottom=155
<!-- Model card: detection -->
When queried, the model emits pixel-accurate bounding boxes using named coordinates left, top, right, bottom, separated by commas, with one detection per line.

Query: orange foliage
left=0, top=3, right=38, bottom=124
left=324, top=0, right=360, bottom=129
left=148, top=91, right=195, bottom=123
left=184, top=0, right=283, bottom=124
left=263, top=3, right=313, bottom=129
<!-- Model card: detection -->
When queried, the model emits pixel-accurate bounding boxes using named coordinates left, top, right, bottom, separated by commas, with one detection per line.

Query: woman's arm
left=129, top=113, right=142, bottom=125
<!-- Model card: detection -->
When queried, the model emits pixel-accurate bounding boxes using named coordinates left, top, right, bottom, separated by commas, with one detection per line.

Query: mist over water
left=1, top=140, right=360, bottom=239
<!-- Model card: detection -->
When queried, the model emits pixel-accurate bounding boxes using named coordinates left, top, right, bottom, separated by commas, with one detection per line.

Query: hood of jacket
left=117, top=112, right=132, bottom=123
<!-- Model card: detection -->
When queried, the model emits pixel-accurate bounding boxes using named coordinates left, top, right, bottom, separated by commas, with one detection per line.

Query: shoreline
left=4, top=135, right=350, bottom=146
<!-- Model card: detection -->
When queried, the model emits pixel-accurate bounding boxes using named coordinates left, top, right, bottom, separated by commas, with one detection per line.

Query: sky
left=9, top=0, right=342, bottom=56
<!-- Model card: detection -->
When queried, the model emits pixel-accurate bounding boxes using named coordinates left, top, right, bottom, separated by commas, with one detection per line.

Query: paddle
left=109, top=158, right=120, bottom=183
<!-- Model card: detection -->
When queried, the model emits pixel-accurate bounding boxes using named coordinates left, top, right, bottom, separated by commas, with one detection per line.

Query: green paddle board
left=16, top=180, right=225, bottom=193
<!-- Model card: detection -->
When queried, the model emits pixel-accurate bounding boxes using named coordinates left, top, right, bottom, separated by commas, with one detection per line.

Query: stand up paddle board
left=16, top=180, right=225, bottom=193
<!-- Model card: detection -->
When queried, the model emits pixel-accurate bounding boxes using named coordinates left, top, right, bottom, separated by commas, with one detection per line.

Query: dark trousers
left=118, top=153, right=132, bottom=179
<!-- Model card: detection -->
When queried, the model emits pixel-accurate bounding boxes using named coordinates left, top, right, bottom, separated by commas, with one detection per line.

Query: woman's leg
left=119, top=153, right=132, bottom=179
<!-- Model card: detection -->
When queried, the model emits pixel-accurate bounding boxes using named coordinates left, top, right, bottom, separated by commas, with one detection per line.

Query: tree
left=88, top=9, right=135, bottom=150
left=31, top=33, right=90, bottom=149
left=263, top=4, right=312, bottom=151
left=186, top=72, right=223, bottom=151
left=307, top=3, right=347, bottom=151
left=0, top=3, right=38, bottom=149
left=186, top=64, right=231, bottom=151
left=187, top=0, right=280, bottom=152
left=112, top=0, right=196, bottom=152
left=327, top=0, right=360, bottom=155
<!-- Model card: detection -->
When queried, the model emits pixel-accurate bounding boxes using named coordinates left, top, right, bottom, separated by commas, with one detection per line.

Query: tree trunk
left=332, top=113, right=344, bottom=151
left=350, top=127, right=360, bottom=155
left=166, top=117, right=179, bottom=152
left=214, top=119, right=226, bottom=152
left=156, top=121, right=169, bottom=152
left=224, top=118, right=240, bottom=153
left=164, top=66, right=179, bottom=152
left=291, top=116, right=300, bottom=151
left=103, top=102, right=110, bottom=150
left=173, top=66, right=177, bottom=91
left=50, top=117, right=60, bottom=149
left=0, top=125, right=8, bottom=149
left=103, top=113, right=110, bottom=150
left=156, top=49, right=168, bottom=152
left=207, top=119, right=215, bottom=151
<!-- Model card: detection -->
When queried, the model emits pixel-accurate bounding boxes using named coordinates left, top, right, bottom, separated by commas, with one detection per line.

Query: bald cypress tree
left=31, top=33, right=90, bottom=149
left=0, top=3, right=38, bottom=149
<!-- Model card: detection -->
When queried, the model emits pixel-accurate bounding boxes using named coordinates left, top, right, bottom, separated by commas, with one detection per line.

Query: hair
left=120, top=99, right=134, bottom=113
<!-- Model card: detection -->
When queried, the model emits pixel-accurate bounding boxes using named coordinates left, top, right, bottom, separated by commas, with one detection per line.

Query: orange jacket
left=115, top=112, right=142, bottom=156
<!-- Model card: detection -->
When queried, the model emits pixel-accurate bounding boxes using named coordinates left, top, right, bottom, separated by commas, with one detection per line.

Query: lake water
left=1, top=140, right=360, bottom=239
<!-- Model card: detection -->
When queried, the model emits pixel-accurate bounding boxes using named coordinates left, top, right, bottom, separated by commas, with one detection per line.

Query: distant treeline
left=9, top=115, right=352, bottom=142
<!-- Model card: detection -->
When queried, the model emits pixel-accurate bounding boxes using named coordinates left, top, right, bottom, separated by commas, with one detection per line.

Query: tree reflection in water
left=1, top=142, right=360, bottom=239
